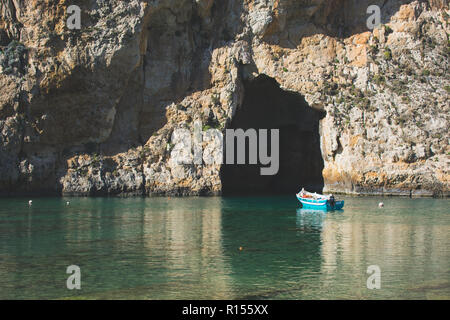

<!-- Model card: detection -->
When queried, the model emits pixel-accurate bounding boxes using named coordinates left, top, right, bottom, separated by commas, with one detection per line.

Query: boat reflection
left=296, top=208, right=328, bottom=230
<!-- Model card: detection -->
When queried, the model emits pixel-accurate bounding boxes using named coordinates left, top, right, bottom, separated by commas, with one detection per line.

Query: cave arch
left=220, top=75, right=325, bottom=195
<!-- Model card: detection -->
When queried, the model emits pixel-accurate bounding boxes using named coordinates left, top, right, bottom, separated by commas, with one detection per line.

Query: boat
left=296, top=188, right=344, bottom=211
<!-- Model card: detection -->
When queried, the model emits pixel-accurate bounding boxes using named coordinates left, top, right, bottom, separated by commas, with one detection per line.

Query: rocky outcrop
left=0, top=0, right=448, bottom=197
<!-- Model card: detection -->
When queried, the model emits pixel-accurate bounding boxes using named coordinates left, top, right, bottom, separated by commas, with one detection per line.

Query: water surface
left=0, top=196, right=449, bottom=299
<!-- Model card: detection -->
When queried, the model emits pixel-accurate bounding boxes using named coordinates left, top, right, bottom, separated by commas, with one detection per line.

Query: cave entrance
left=220, top=75, right=325, bottom=195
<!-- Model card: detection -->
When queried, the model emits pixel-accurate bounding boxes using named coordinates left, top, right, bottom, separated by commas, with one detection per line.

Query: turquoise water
left=0, top=196, right=449, bottom=300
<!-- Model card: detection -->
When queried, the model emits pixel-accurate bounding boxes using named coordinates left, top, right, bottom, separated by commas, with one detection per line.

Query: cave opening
left=220, top=75, right=325, bottom=195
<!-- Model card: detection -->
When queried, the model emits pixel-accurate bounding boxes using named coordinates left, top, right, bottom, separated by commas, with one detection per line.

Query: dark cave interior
left=220, top=75, right=325, bottom=195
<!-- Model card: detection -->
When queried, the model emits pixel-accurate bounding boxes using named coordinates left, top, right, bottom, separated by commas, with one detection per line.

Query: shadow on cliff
left=49, top=0, right=247, bottom=196
left=136, top=0, right=246, bottom=148
left=100, top=0, right=246, bottom=157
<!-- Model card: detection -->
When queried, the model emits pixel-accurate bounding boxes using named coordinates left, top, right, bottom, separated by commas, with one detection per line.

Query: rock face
left=0, top=0, right=448, bottom=197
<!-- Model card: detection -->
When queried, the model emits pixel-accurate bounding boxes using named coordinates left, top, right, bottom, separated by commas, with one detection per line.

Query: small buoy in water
left=28, top=200, right=32, bottom=206
left=66, top=201, right=70, bottom=206
left=239, top=246, right=243, bottom=251
left=378, top=202, right=384, bottom=208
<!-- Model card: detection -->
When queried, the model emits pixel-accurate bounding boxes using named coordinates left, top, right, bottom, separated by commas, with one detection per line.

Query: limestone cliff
left=0, top=0, right=448, bottom=197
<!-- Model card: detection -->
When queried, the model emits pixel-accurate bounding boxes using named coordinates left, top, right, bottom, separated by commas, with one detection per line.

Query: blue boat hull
left=296, top=195, right=344, bottom=211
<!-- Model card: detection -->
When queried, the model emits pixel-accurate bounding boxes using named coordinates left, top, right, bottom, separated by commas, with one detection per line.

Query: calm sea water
left=0, top=196, right=448, bottom=300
